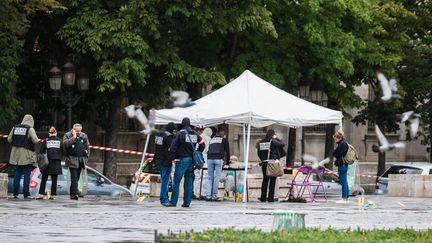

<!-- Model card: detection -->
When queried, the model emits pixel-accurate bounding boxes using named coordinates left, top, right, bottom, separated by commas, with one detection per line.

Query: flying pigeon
left=124, top=105, right=157, bottom=135
left=377, top=73, right=399, bottom=102
left=168, top=91, right=195, bottom=108
left=302, top=154, right=330, bottom=169
left=400, top=111, right=420, bottom=138
left=375, top=125, right=405, bottom=152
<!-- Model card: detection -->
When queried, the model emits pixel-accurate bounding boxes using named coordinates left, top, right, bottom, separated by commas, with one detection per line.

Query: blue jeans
left=13, top=164, right=33, bottom=197
left=338, top=165, right=349, bottom=199
left=158, top=164, right=172, bottom=204
left=207, top=159, right=222, bottom=199
left=169, top=157, right=194, bottom=206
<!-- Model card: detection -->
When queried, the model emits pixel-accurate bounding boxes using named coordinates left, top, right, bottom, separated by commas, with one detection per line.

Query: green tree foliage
left=399, top=0, right=432, bottom=160
left=57, top=0, right=277, bottom=178
left=0, top=0, right=63, bottom=126
left=0, top=32, right=21, bottom=125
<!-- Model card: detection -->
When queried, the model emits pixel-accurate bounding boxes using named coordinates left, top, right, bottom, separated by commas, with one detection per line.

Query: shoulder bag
left=266, top=140, right=284, bottom=177
left=185, top=131, right=205, bottom=169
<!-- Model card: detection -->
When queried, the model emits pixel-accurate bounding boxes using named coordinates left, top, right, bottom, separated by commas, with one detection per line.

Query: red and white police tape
left=2, top=133, right=380, bottom=177
left=0, top=134, right=154, bottom=157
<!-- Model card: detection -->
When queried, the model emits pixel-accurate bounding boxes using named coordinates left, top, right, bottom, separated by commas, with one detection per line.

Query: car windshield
left=382, top=166, right=422, bottom=177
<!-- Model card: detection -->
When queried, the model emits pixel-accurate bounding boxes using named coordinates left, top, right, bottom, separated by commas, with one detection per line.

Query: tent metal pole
left=242, top=124, right=246, bottom=159
left=242, top=123, right=251, bottom=202
left=133, top=134, right=151, bottom=198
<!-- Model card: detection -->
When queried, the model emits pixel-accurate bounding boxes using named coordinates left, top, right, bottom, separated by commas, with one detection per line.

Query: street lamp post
left=48, top=62, right=89, bottom=129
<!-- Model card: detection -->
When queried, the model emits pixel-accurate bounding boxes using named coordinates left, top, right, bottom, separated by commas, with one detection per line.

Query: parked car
left=374, top=162, right=432, bottom=195
left=0, top=163, right=132, bottom=197
left=129, top=161, right=161, bottom=196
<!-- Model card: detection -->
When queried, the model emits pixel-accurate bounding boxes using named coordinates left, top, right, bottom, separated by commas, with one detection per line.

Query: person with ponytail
left=37, top=127, right=63, bottom=199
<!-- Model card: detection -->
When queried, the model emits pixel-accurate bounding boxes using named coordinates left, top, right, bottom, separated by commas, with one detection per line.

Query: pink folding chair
left=286, top=166, right=327, bottom=202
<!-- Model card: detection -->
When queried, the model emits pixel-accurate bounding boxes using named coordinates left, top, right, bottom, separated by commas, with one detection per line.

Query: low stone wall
left=388, top=174, right=432, bottom=198
left=0, top=173, right=8, bottom=198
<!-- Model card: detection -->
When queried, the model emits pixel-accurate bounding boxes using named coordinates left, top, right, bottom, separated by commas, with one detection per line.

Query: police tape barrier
left=282, top=166, right=380, bottom=178
left=3, top=133, right=381, bottom=177
left=0, top=134, right=154, bottom=157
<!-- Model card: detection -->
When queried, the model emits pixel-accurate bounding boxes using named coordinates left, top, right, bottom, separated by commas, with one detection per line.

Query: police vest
left=67, top=135, right=88, bottom=157
left=46, top=137, right=62, bottom=161
left=207, top=136, right=225, bottom=159
left=257, top=139, right=271, bottom=162
left=154, top=131, right=172, bottom=163
left=11, top=124, right=35, bottom=151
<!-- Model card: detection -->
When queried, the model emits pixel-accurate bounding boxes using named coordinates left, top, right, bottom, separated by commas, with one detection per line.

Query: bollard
left=272, top=211, right=305, bottom=231
left=0, top=173, right=8, bottom=198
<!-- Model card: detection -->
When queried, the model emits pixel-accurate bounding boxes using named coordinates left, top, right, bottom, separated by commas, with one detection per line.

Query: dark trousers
left=260, top=163, right=276, bottom=201
left=39, top=174, right=58, bottom=195
left=13, top=164, right=33, bottom=197
left=69, top=167, right=82, bottom=197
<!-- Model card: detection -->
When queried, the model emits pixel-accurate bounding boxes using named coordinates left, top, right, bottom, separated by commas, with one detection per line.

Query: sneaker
left=205, top=197, right=212, bottom=202
left=223, top=196, right=229, bottom=201
left=163, top=203, right=175, bottom=207
left=258, top=197, right=266, bottom=202
left=181, top=204, right=190, bottom=208
left=212, top=198, right=221, bottom=202
left=70, top=195, right=79, bottom=200
left=34, top=195, right=44, bottom=200
left=13, top=195, right=19, bottom=199
left=335, top=199, right=348, bottom=204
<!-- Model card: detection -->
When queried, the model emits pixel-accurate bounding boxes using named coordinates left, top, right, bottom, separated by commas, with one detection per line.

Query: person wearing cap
left=63, top=123, right=90, bottom=200
left=206, top=128, right=230, bottom=201
left=154, top=122, right=176, bottom=205
left=37, top=126, right=63, bottom=200
left=166, top=117, right=205, bottom=207
left=7, top=114, right=39, bottom=199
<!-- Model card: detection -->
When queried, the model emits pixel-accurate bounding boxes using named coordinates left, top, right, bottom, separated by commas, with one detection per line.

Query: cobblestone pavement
left=0, top=195, right=431, bottom=242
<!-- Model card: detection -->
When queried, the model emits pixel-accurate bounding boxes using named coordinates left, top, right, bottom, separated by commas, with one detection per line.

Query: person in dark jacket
left=7, top=114, right=39, bottom=199
left=37, top=127, right=63, bottom=199
left=256, top=129, right=285, bottom=202
left=154, top=122, right=176, bottom=205
left=332, top=130, right=349, bottom=203
left=206, top=129, right=230, bottom=201
left=165, top=117, right=205, bottom=207
left=63, top=123, right=90, bottom=200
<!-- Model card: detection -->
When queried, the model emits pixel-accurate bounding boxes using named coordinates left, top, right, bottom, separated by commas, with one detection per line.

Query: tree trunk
left=286, top=127, right=296, bottom=167
left=324, top=124, right=335, bottom=170
left=103, top=92, right=124, bottom=180
left=377, top=151, right=386, bottom=176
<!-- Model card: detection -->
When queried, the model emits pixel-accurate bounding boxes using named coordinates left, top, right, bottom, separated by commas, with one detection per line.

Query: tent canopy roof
left=155, top=70, right=342, bottom=128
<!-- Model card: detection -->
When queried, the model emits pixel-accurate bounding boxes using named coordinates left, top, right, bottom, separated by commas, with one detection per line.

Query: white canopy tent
left=155, top=70, right=343, bottom=202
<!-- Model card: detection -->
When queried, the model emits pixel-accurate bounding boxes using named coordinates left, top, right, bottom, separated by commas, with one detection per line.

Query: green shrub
left=155, top=228, right=432, bottom=243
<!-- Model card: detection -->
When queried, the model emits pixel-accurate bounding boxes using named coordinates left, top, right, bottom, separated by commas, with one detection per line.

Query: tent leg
left=242, top=124, right=246, bottom=160
left=133, top=134, right=151, bottom=198
left=242, top=123, right=251, bottom=202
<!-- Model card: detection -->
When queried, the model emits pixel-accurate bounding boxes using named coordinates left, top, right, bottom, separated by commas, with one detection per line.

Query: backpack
left=344, top=143, right=359, bottom=165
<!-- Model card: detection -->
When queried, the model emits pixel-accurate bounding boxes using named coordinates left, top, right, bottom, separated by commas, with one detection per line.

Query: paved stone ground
left=0, top=195, right=431, bottom=242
